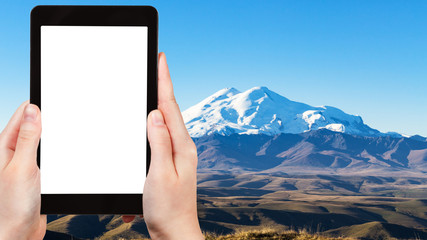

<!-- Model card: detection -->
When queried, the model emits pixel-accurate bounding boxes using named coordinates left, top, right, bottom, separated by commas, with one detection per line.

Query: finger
left=157, top=53, right=197, bottom=173
left=147, top=110, right=175, bottom=177
left=0, top=101, right=29, bottom=168
left=11, top=104, right=41, bottom=168
left=122, top=215, right=136, bottom=223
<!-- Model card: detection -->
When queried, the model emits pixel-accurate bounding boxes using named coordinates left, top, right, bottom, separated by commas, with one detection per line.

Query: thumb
left=13, top=104, right=41, bottom=166
left=147, top=110, right=175, bottom=176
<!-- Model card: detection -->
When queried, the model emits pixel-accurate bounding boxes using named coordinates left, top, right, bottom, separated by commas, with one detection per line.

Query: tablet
left=30, top=6, right=158, bottom=214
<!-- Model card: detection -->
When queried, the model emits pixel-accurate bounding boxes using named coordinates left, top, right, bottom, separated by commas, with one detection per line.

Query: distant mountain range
left=194, top=130, right=427, bottom=176
left=183, top=86, right=424, bottom=139
left=183, top=87, right=427, bottom=176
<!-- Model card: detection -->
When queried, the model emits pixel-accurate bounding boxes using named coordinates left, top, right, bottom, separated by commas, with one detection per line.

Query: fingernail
left=24, top=104, right=38, bottom=122
left=152, top=111, right=165, bottom=126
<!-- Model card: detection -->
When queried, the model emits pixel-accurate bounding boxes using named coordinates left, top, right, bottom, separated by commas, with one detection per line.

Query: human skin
left=122, top=53, right=204, bottom=240
left=0, top=52, right=203, bottom=240
left=0, top=101, right=46, bottom=240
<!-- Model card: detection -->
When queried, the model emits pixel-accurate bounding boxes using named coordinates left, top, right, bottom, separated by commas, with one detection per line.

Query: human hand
left=122, top=53, right=204, bottom=240
left=0, top=101, right=46, bottom=240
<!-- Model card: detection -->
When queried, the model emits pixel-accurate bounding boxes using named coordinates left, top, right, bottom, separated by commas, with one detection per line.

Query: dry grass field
left=44, top=174, right=427, bottom=240
left=204, top=228, right=354, bottom=240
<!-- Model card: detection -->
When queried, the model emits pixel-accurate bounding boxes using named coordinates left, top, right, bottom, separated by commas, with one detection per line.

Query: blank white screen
left=40, top=26, right=147, bottom=194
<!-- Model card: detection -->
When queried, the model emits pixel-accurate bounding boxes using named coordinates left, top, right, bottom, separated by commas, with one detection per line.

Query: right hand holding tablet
left=123, top=53, right=204, bottom=240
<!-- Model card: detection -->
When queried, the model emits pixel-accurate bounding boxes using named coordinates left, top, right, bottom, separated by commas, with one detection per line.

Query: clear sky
left=0, top=0, right=426, bottom=136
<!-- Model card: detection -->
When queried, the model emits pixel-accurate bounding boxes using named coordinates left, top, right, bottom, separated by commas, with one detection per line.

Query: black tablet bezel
left=30, top=5, right=158, bottom=214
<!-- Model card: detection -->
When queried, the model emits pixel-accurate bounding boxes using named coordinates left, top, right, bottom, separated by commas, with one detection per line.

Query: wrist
left=148, top=218, right=204, bottom=240
left=0, top=219, right=45, bottom=240
left=151, top=230, right=204, bottom=240
left=0, top=224, right=30, bottom=240
left=150, top=229, right=204, bottom=240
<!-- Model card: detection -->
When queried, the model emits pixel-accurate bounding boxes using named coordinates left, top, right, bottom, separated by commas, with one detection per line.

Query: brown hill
left=325, top=221, right=427, bottom=240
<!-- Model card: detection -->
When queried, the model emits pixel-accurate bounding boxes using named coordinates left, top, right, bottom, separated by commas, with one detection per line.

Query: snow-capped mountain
left=183, top=86, right=393, bottom=138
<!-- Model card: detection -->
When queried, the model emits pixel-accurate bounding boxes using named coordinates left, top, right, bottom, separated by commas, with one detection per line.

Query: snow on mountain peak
left=183, top=87, right=384, bottom=138
left=211, top=87, right=240, bottom=99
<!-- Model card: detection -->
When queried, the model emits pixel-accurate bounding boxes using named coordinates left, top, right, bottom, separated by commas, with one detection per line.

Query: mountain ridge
left=194, top=129, right=427, bottom=176
left=183, top=86, right=417, bottom=139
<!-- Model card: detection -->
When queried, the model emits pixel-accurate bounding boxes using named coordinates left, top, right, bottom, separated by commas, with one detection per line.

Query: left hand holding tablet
left=0, top=102, right=46, bottom=240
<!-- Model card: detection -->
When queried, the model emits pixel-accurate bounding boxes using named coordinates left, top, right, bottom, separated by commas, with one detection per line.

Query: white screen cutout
left=41, top=26, right=147, bottom=194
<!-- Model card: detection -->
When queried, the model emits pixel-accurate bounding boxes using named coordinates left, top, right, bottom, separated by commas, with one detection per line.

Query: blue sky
left=0, top=0, right=426, bottom=136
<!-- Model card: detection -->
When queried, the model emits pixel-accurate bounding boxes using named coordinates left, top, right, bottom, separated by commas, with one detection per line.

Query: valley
left=45, top=174, right=427, bottom=239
